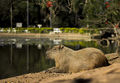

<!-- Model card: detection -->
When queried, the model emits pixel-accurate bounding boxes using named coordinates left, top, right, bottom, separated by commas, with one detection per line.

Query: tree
left=0, top=0, right=119, bottom=28
left=104, top=0, right=120, bottom=25
left=0, top=0, right=11, bottom=27
left=82, top=0, right=105, bottom=28
left=103, top=0, right=120, bottom=36
left=71, top=0, right=84, bottom=26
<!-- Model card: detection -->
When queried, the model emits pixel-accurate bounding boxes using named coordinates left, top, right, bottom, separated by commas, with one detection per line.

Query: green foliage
left=82, top=0, right=105, bottom=28
left=60, top=28, right=78, bottom=33
left=0, top=0, right=120, bottom=28
left=25, top=27, right=52, bottom=33
left=63, top=40, right=98, bottom=47
left=79, top=28, right=87, bottom=34
left=1, top=27, right=101, bottom=34
left=104, top=0, right=120, bottom=25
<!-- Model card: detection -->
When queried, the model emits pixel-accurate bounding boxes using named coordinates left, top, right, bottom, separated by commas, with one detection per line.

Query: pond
left=0, top=37, right=118, bottom=79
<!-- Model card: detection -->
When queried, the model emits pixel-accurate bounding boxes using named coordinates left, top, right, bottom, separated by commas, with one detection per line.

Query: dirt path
left=0, top=33, right=92, bottom=40
left=1, top=63, right=120, bottom=83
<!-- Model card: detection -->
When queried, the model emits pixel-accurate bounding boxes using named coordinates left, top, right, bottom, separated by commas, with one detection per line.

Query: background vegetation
left=0, top=27, right=101, bottom=34
left=0, top=0, right=120, bottom=28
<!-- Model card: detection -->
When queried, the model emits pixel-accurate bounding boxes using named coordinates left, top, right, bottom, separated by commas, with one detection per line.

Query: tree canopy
left=0, top=0, right=120, bottom=28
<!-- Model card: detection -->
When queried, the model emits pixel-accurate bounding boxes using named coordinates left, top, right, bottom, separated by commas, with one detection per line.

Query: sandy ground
left=0, top=53, right=120, bottom=83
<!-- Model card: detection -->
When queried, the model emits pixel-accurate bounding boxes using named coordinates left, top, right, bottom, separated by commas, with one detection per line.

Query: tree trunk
left=75, top=13, right=78, bottom=27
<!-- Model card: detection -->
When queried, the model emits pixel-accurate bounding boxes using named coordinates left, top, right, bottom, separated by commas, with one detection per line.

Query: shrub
left=0, top=27, right=100, bottom=34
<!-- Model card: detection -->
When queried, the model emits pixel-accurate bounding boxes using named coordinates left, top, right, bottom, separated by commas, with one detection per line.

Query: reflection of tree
left=0, top=39, right=119, bottom=79
left=10, top=43, right=13, bottom=64
left=63, top=40, right=98, bottom=48
left=29, top=45, right=54, bottom=72
left=0, top=44, right=54, bottom=79
left=27, top=44, right=29, bottom=71
left=63, top=40, right=117, bottom=54
left=0, top=45, right=16, bottom=79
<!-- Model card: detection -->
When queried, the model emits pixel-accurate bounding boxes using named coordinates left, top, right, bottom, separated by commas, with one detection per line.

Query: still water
left=0, top=37, right=118, bottom=79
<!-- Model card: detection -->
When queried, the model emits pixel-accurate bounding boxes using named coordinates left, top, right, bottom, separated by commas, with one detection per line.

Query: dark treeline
left=0, top=0, right=120, bottom=28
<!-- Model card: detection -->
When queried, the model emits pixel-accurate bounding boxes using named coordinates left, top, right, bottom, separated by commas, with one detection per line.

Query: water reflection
left=10, top=43, right=13, bottom=65
left=16, top=43, right=22, bottom=48
left=37, top=44, right=42, bottom=49
left=27, top=44, right=29, bottom=71
left=0, top=37, right=119, bottom=79
left=53, top=39, right=62, bottom=45
left=0, top=42, right=54, bottom=79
